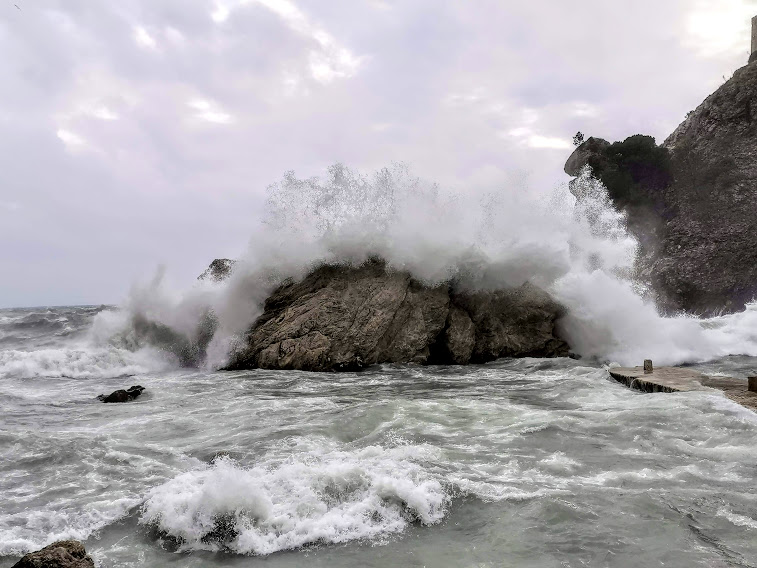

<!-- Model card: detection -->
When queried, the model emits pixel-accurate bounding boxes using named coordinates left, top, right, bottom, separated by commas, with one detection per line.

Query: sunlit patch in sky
left=188, top=99, right=234, bottom=124
left=134, top=26, right=157, bottom=49
left=571, top=102, right=600, bottom=118
left=309, top=48, right=361, bottom=83
left=683, top=0, right=754, bottom=57
left=526, top=135, right=572, bottom=149
left=503, top=129, right=572, bottom=150
left=211, top=3, right=230, bottom=23
left=444, top=90, right=486, bottom=105
left=507, top=127, right=531, bottom=137
left=87, top=105, right=119, bottom=121
left=56, top=129, right=86, bottom=149
left=217, top=0, right=363, bottom=83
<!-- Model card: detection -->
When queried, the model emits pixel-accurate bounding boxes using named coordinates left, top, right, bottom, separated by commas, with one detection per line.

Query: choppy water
left=2, top=306, right=757, bottom=567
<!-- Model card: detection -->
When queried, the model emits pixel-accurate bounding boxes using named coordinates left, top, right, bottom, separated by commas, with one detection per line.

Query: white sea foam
left=0, top=346, right=173, bottom=379
left=139, top=446, right=448, bottom=555
left=718, top=508, right=757, bottom=530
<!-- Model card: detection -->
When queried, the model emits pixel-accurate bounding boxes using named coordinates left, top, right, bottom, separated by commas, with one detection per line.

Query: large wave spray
left=95, top=163, right=757, bottom=369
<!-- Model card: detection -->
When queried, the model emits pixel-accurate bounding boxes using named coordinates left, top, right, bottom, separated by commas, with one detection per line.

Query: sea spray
left=90, top=162, right=757, bottom=368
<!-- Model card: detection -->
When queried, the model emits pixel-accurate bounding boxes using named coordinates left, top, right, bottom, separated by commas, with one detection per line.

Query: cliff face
left=565, top=62, right=757, bottom=315
left=224, top=259, right=569, bottom=371
left=659, top=62, right=757, bottom=314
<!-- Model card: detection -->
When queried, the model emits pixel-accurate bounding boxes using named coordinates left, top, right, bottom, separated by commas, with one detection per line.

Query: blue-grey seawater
left=2, top=306, right=757, bottom=567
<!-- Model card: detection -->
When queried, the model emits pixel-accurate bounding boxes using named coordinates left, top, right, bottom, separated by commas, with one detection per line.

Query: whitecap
left=139, top=447, right=448, bottom=555
left=0, top=346, right=174, bottom=380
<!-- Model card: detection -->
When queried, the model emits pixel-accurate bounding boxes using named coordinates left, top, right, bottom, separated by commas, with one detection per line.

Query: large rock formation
left=565, top=61, right=757, bottom=315
left=11, top=540, right=94, bottom=568
left=225, top=259, right=569, bottom=371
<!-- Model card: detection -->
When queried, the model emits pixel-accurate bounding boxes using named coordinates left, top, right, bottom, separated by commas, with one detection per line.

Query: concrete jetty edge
left=608, top=366, right=757, bottom=412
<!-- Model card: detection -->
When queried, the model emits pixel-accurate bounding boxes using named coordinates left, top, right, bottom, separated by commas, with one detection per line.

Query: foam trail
left=95, top=163, right=757, bottom=368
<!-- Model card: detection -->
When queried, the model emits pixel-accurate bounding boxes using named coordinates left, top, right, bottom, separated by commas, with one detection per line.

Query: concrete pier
left=609, top=366, right=757, bottom=412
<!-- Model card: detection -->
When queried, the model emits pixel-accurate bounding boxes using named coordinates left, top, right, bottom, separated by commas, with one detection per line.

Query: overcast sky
left=1, top=0, right=755, bottom=307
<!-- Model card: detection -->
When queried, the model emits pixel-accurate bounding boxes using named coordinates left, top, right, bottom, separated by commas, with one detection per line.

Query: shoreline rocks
left=11, top=540, right=94, bottom=568
left=225, top=258, right=570, bottom=372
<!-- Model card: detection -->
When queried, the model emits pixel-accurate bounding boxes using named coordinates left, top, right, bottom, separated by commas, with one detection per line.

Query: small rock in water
left=97, top=385, right=145, bottom=403
left=209, top=451, right=231, bottom=463
left=11, top=540, right=94, bottom=568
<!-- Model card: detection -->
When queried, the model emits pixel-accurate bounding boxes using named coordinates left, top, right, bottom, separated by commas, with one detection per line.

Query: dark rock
left=567, top=134, right=672, bottom=214
left=209, top=451, right=231, bottom=463
left=564, top=137, right=610, bottom=176
left=199, top=259, right=236, bottom=282
left=438, top=306, right=476, bottom=364
left=129, top=313, right=216, bottom=367
left=200, top=513, right=239, bottom=546
left=225, top=258, right=569, bottom=371
left=565, top=62, right=757, bottom=315
left=452, top=284, right=570, bottom=362
left=11, top=540, right=94, bottom=568
left=656, top=63, right=757, bottom=314
left=98, top=385, right=144, bottom=403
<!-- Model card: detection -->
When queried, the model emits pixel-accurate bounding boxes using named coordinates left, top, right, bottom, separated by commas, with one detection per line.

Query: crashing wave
left=0, top=346, right=174, bottom=379
left=139, top=446, right=448, bottom=555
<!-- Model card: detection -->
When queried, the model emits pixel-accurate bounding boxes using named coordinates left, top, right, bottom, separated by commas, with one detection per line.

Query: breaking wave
left=0, top=346, right=174, bottom=380
left=139, top=445, right=448, bottom=555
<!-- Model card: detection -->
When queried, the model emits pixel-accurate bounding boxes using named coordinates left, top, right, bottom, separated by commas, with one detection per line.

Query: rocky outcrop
left=225, top=259, right=569, bottom=371
left=199, top=259, right=236, bottom=282
left=11, top=540, right=94, bottom=568
left=564, top=136, right=610, bottom=177
left=565, top=61, right=757, bottom=315
left=97, top=385, right=144, bottom=403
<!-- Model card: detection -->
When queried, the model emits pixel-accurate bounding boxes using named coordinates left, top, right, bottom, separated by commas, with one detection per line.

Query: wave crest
left=0, top=346, right=174, bottom=379
left=139, top=447, right=448, bottom=555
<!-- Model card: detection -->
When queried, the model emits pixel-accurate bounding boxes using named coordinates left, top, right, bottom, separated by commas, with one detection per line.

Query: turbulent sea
left=3, top=305, right=757, bottom=567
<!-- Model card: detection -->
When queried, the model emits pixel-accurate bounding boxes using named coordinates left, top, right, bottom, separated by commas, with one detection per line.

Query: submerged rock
left=564, top=60, right=757, bottom=315
left=226, top=259, right=569, bottom=371
left=98, top=385, right=145, bottom=403
left=11, top=540, right=94, bottom=568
